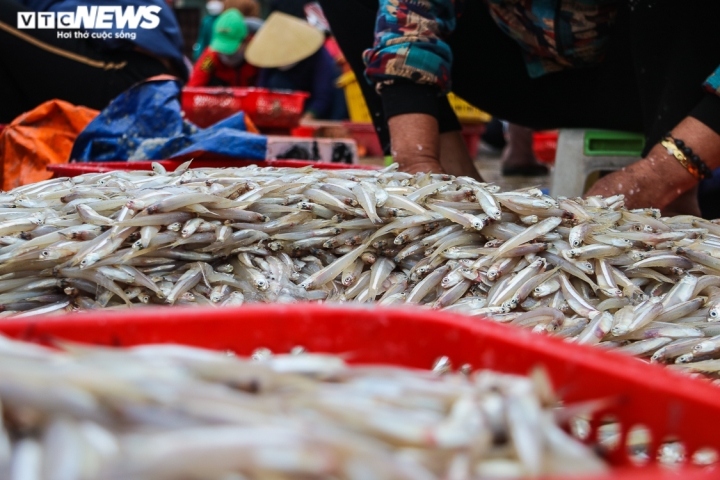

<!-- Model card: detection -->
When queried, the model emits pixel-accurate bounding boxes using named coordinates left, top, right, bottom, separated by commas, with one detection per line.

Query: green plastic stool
left=551, top=129, right=645, bottom=198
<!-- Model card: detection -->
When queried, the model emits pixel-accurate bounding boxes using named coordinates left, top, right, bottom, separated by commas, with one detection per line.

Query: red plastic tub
left=47, top=158, right=380, bottom=178
left=181, top=87, right=243, bottom=128
left=241, top=88, right=309, bottom=129
left=182, top=87, right=309, bottom=129
left=1, top=304, right=719, bottom=478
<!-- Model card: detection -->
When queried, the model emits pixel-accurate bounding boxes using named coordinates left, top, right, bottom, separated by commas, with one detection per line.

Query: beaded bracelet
left=662, top=133, right=713, bottom=180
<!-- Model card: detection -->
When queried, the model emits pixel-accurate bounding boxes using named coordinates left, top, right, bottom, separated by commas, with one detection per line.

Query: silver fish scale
left=2, top=164, right=720, bottom=371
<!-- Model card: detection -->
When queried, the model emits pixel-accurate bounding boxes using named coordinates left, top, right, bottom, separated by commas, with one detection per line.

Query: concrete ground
left=473, top=149, right=552, bottom=193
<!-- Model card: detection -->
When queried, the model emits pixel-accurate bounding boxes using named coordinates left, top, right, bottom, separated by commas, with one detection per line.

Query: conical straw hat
left=245, top=12, right=325, bottom=68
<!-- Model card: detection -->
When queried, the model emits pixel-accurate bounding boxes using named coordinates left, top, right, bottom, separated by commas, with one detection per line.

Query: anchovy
left=1, top=164, right=720, bottom=372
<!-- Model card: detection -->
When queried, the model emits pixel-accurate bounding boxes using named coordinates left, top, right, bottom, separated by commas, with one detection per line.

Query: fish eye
left=712, top=311, right=718, bottom=318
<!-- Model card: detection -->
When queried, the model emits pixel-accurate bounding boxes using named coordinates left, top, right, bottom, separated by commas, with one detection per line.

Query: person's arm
left=363, top=0, right=458, bottom=171
left=587, top=70, right=720, bottom=211
left=187, top=49, right=216, bottom=87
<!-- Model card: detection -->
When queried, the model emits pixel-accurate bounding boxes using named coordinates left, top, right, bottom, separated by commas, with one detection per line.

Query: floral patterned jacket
left=363, top=0, right=720, bottom=96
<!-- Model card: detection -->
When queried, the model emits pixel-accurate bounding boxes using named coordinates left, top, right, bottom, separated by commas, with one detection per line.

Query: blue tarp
left=70, top=78, right=267, bottom=162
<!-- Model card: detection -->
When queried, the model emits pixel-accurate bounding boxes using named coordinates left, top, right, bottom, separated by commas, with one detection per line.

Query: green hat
left=211, top=9, right=248, bottom=55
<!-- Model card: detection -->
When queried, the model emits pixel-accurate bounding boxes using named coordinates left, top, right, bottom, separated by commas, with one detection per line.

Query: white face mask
left=206, top=0, right=223, bottom=15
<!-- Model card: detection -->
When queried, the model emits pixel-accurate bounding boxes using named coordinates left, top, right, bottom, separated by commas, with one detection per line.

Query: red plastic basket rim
left=0, top=304, right=718, bottom=478
left=182, top=86, right=310, bottom=99
left=48, top=158, right=380, bottom=177
left=181, top=88, right=311, bottom=128
left=242, top=88, right=310, bottom=99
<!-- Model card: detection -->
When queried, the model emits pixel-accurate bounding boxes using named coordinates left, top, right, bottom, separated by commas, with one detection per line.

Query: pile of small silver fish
left=0, top=335, right=608, bottom=479
left=2, top=163, right=720, bottom=371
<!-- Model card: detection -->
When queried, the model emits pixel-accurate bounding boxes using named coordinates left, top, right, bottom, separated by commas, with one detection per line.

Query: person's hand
left=584, top=157, right=682, bottom=210
left=388, top=113, right=442, bottom=174
left=586, top=117, right=720, bottom=212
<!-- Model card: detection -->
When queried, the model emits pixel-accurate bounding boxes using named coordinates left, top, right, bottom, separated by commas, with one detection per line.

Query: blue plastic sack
left=70, top=77, right=267, bottom=162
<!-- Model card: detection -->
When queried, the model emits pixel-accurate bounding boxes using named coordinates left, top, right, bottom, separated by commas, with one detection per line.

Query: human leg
left=481, top=118, right=506, bottom=152
left=500, top=124, right=549, bottom=177
left=438, top=131, right=482, bottom=180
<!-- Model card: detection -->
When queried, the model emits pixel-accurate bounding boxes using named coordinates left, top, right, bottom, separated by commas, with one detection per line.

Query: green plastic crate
left=583, top=130, right=645, bottom=157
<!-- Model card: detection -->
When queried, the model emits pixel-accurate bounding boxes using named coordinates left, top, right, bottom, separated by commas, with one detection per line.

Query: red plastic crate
left=181, top=87, right=242, bottom=128
left=47, top=158, right=380, bottom=178
left=182, top=87, right=309, bottom=129
left=1, top=304, right=719, bottom=479
left=534, top=130, right=558, bottom=164
left=242, top=88, right=309, bottom=129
